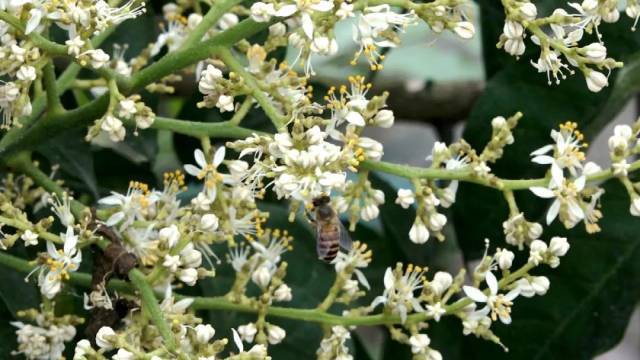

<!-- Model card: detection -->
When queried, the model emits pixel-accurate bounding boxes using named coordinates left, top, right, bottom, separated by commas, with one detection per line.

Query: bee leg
left=304, top=209, right=316, bottom=225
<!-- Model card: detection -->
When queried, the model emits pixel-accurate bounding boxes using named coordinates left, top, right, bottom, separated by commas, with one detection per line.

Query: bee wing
left=338, top=220, right=352, bottom=251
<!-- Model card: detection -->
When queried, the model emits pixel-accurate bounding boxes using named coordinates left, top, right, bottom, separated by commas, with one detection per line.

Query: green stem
left=129, top=269, right=177, bottom=352
left=43, top=62, right=64, bottom=115
left=217, top=48, right=288, bottom=130
left=229, top=96, right=254, bottom=125
left=141, top=117, right=268, bottom=138
left=0, top=215, right=62, bottom=244
left=0, top=11, right=68, bottom=55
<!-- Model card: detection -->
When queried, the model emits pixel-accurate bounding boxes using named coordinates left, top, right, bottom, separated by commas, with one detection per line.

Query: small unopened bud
left=519, top=3, right=538, bottom=20
left=252, top=265, right=272, bottom=288
left=453, top=21, right=475, bottom=39
left=200, top=214, right=219, bottom=231
left=274, top=284, right=293, bottom=301
left=585, top=70, right=608, bottom=92
left=266, top=324, right=286, bottom=344
left=409, top=221, right=429, bottom=244
left=195, top=324, right=216, bottom=344
left=373, top=109, right=395, bottom=128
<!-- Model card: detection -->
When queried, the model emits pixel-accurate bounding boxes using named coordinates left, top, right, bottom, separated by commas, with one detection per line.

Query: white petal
left=105, top=212, right=125, bottom=226
left=301, top=12, right=314, bottom=38
left=530, top=186, right=555, bottom=198
left=546, top=200, right=561, bottom=225
left=354, top=269, right=370, bottom=290
left=530, top=144, right=554, bottom=156
left=531, top=155, right=554, bottom=165
left=194, top=149, right=207, bottom=168
left=383, top=267, right=393, bottom=289
left=485, top=271, right=498, bottom=295
left=98, top=194, right=123, bottom=206
left=574, top=176, right=586, bottom=191
left=275, top=4, right=297, bottom=17
left=551, top=163, right=564, bottom=186
left=25, top=8, right=43, bottom=34
left=232, top=329, right=244, bottom=352
left=463, top=286, right=487, bottom=303
left=184, top=164, right=201, bottom=177
left=311, top=1, right=334, bottom=12
left=213, top=146, right=226, bottom=167
left=345, top=111, right=365, bottom=126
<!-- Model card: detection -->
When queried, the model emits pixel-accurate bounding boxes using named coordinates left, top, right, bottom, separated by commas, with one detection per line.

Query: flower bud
left=162, top=254, right=180, bottom=272
left=429, top=213, right=447, bottom=231
left=274, top=284, right=293, bottom=301
left=252, top=265, right=272, bottom=288
left=361, top=203, right=380, bottom=221
left=373, top=109, right=395, bottom=128
left=96, top=327, right=116, bottom=350
left=17, top=65, right=36, bottom=81
left=216, top=94, right=235, bottom=112
left=505, top=38, right=525, bottom=56
left=195, top=324, right=216, bottom=344
left=218, top=13, right=239, bottom=30
left=491, top=116, right=507, bottom=129
left=250, top=2, right=275, bottom=22
left=495, top=248, right=515, bottom=270
left=528, top=221, right=543, bottom=239
left=395, top=189, right=415, bottom=209
left=583, top=43, right=607, bottom=61
left=603, top=8, right=620, bottom=23
left=503, top=21, right=523, bottom=39
left=179, top=268, right=198, bottom=286
left=159, top=224, right=180, bottom=248
left=582, top=0, right=598, bottom=12
left=548, top=236, right=569, bottom=256
left=267, top=324, right=286, bottom=344
left=238, top=323, right=257, bottom=343
left=21, top=230, right=38, bottom=246
left=519, top=3, right=538, bottom=20
left=74, top=339, right=92, bottom=357
left=531, top=276, right=550, bottom=295
left=585, top=70, right=608, bottom=92
left=113, top=349, right=134, bottom=360
left=409, top=334, right=431, bottom=354
left=409, top=221, right=429, bottom=244
left=200, top=213, right=219, bottom=231
left=431, top=271, right=453, bottom=296
left=453, top=21, right=475, bottom=39
left=269, top=23, right=287, bottom=36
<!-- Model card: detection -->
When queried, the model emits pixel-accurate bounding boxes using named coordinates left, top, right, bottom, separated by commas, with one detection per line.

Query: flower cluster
left=497, top=0, right=626, bottom=92
left=12, top=306, right=81, bottom=360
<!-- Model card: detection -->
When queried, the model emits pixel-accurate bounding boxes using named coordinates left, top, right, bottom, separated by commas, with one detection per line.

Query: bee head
left=312, top=194, right=331, bottom=208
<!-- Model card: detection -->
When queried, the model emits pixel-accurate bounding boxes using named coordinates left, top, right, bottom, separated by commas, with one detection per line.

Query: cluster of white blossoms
left=0, top=0, right=146, bottom=129
left=249, top=0, right=475, bottom=73
left=11, top=306, right=81, bottom=360
left=530, top=121, right=605, bottom=232
left=497, top=0, right=631, bottom=92
left=607, top=121, right=640, bottom=215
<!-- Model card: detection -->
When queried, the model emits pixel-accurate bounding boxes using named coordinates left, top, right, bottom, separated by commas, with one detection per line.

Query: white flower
left=95, top=326, right=116, bottom=350
left=361, top=203, right=380, bottom=221
left=87, top=49, right=110, bottom=69
left=74, top=339, right=92, bottom=358
left=371, top=266, right=425, bottom=323
left=194, top=324, right=215, bottom=344
left=463, top=271, right=519, bottom=324
left=395, top=188, right=415, bottom=209
left=238, top=323, right=257, bottom=343
left=530, top=165, right=586, bottom=225
left=274, top=284, right=293, bottom=301
left=310, top=36, right=338, bottom=55
left=184, top=147, right=226, bottom=199
left=66, top=36, right=85, bottom=57
left=426, top=302, right=446, bottom=322
left=37, top=226, right=82, bottom=299
left=21, top=230, right=39, bottom=246
left=200, top=214, right=219, bottom=232
left=528, top=239, right=548, bottom=266
left=101, top=115, right=126, bottom=142
left=16, top=65, right=36, bottom=81
left=159, top=224, right=180, bottom=248
left=428, top=213, right=447, bottom=231
left=409, top=221, right=429, bottom=244
left=275, top=0, right=334, bottom=39
left=585, top=70, right=609, bottom=92
left=266, top=324, right=286, bottom=344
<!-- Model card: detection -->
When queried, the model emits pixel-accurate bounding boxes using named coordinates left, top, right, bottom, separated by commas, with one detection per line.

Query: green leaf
left=37, top=129, right=99, bottom=198
left=463, top=180, right=640, bottom=358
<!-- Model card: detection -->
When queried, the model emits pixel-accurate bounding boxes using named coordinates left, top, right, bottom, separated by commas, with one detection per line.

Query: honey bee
left=310, top=195, right=352, bottom=262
